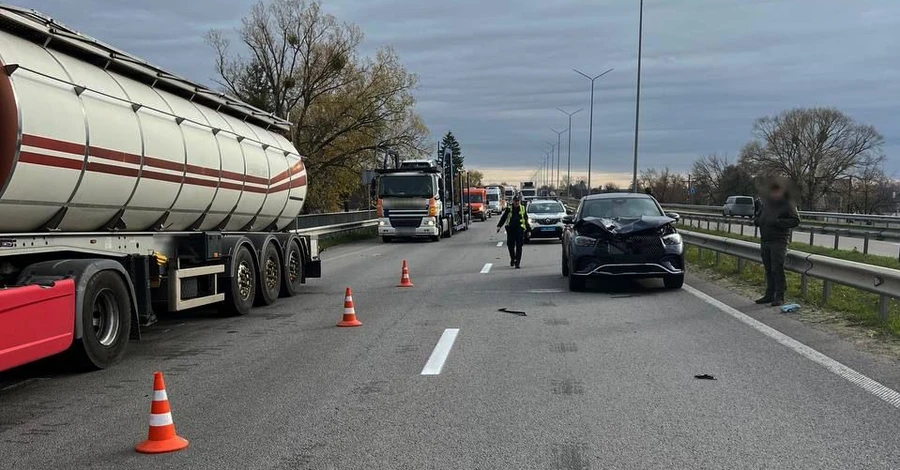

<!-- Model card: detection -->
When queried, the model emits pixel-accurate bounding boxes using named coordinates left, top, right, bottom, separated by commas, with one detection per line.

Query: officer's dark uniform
left=496, top=200, right=531, bottom=268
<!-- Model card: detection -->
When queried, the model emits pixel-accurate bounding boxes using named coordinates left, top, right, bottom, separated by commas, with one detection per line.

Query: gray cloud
left=17, top=0, right=900, bottom=181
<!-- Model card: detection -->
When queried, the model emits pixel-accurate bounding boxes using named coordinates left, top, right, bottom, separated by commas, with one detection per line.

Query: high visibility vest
left=506, top=206, right=527, bottom=230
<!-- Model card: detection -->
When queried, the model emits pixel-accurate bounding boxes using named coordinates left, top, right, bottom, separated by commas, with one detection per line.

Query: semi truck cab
left=376, top=168, right=446, bottom=242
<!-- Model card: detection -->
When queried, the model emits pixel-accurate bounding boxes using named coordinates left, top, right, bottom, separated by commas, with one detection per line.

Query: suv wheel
left=561, top=252, right=569, bottom=276
left=568, top=275, right=586, bottom=291
left=664, top=274, right=684, bottom=289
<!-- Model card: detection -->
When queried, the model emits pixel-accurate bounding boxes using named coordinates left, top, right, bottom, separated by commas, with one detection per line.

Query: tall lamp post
left=573, top=67, right=613, bottom=193
left=545, top=142, right=556, bottom=193
left=631, top=0, right=644, bottom=192
left=558, top=107, right=582, bottom=196
left=550, top=127, right=567, bottom=193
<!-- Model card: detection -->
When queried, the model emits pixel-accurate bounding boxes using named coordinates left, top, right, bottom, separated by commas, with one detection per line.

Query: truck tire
left=382, top=236, right=394, bottom=243
left=281, top=240, right=303, bottom=298
left=225, top=245, right=256, bottom=315
left=442, top=219, right=452, bottom=238
left=257, top=242, right=282, bottom=306
left=73, top=270, right=132, bottom=370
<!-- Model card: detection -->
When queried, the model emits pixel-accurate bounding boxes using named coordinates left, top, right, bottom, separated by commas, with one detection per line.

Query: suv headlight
left=662, top=233, right=682, bottom=246
left=528, top=217, right=536, bottom=225
left=574, top=235, right=598, bottom=247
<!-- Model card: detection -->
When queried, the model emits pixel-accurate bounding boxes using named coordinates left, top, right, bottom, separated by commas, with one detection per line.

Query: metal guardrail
left=681, top=230, right=900, bottom=319
left=663, top=203, right=900, bottom=228
left=294, top=219, right=378, bottom=237
left=675, top=210, right=900, bottom=259
left=295, top=210, right=376, bottom=229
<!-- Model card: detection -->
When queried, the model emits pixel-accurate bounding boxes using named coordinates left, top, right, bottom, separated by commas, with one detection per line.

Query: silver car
left=723, top=195, right=755, bottom=217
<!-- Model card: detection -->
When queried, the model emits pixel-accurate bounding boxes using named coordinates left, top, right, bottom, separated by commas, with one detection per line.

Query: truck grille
left=390, top=217, right=421, bottom=228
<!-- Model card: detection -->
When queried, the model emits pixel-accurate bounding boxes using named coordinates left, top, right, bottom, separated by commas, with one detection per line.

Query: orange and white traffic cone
left=135, top=372, right=189, bottom=454
left=397, top=260, right=414, bottom=288
left=337, top=287, right=362, bottom=327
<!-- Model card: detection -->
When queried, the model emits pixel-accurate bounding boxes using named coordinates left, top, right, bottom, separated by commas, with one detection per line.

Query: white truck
left=0, top=7, right=321, bottom=372
left=376, top=164, right=448, bottom=242
left=520, top=181, right=537, bottom=199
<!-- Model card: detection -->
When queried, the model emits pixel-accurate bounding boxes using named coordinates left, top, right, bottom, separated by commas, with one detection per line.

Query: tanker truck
left=0, top=7, right=320, bottom=372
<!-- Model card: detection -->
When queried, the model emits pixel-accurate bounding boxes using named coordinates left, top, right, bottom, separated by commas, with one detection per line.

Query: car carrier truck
left=0, top=7, right=320, bottom=372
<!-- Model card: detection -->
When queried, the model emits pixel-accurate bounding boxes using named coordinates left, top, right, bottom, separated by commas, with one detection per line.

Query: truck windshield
left=487, top=194, right=499, bottom=201
left=580, top=198, right=664, bottom=219
left=521, top=189, right=536, bottom=197
left=464, top=194, right=484, bottom=203
left=378, top=175, right=434, bottom=197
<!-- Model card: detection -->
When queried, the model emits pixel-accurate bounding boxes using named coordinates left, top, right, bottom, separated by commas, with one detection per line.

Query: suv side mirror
left=563, top=215, right=574, bottom=224
left=666, top=212, right=680, bottom=221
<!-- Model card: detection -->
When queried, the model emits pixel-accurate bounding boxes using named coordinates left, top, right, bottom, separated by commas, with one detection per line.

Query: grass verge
left=684, top=244, right=900, bottom=338
left=319, top=227, right=377, bottom=251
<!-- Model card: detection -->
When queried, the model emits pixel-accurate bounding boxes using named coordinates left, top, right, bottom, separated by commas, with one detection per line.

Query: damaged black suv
left=561, top=193, right=684, bottom=291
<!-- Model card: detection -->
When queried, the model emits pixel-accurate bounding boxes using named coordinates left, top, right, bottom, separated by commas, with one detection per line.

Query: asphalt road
left=2, top=220, right=900, bottom=469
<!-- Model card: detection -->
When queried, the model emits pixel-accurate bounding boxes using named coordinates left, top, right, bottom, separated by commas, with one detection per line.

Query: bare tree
left=691, top=153, right=729, bottom=204
left=740, top=107, right=884, bottom=209
left=207, top=0, right=429, bottom=210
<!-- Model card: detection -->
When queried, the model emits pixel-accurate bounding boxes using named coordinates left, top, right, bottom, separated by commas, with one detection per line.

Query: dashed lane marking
left=421, top=328, right=460, bottom=376
left=480, top=263, right=493, bottom=274
left=685, top=284, right=900, bottom=410
left=497, top=241, right=503, bottom=247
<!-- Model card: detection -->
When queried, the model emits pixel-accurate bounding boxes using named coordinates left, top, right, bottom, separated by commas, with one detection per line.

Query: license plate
left=540, top=227, right=556, bottom=231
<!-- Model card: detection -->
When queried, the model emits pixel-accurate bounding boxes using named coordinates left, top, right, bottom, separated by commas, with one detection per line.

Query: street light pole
left=631, top=0, right=644, bottom=193
left=558, top=108, right=582, bottom=197
left=574, top=67, right=613, bottom=194
left=545, top=141, right=556, bottom=192
left=550, top=128, right=566, bottom=193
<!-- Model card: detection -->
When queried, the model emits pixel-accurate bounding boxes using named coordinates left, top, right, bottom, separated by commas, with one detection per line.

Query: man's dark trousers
left=761, top=241, right=787, bottom=300
left=506, top=229, right=524, bottom=266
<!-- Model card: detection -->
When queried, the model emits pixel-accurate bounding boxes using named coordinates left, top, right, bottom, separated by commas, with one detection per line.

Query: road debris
left=498, top=308, right=527, bottom=317
left=694, top=374, right=717, bottom=380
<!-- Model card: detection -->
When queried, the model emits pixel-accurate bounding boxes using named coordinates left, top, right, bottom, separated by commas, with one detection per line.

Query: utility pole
left=558, top=108, right=582, bottom=197
left=574, top=68, right=613, bottom=193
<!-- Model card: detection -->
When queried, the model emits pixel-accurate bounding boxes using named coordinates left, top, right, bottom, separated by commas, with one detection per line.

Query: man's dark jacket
left=754, top=198, right=800, bottom=243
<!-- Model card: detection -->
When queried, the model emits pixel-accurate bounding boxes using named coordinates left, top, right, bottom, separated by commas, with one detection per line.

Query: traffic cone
left=337, top=287, right=362, bottom=327
left=397, top=260, right=414, bottom=287
left=135, top=372, right=189, bottom=454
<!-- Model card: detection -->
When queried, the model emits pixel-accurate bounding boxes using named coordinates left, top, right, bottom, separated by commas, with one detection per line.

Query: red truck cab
left=463, top=187, right=490, bottom=222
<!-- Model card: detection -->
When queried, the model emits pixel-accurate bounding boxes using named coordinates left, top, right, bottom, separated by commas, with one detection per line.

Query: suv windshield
left=580, top=198, right=663, bottom=219
left=378, top=175, right=434, bottom=197
left=528, top=202, right=564, bottom=213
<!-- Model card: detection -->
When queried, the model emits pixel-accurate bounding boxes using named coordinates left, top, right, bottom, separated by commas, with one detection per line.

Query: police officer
left=496, top=196, right=531, bottom=268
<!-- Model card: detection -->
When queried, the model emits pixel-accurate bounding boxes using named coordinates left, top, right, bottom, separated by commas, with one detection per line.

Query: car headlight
left=528, top=218, right=536, bottom=225
left=662, top=233, right=682, bottom=246
left=574, top=235, right=598, bottom=247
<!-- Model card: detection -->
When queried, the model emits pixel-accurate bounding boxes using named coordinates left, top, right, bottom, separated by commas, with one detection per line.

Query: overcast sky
left=17, top=0, right=900, bottom=185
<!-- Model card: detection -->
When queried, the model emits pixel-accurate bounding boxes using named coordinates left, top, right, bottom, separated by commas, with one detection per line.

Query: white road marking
left=527, top=288, right=564, bottom=293
left=480, top=263, right=493, bottom=274
left=496, top=241, right=503, bottom=247
left=421, top=328, right=460, bottom=375
left=684, top=284, right=900, bottom=410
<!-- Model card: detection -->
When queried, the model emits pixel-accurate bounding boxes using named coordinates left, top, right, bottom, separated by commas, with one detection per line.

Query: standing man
left=754, top=181, right=800, bottom=306
left=496, top=196, right=531, bottom=268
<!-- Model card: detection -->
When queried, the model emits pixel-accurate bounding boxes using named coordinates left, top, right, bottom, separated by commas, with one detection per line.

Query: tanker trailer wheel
left=225, top=245, right=256, bottom=315
left=74, top=271, right=132, bottom=370
left=256, top=242, right=282, bottom=306
left=281, top=240, right=304, bottom=298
